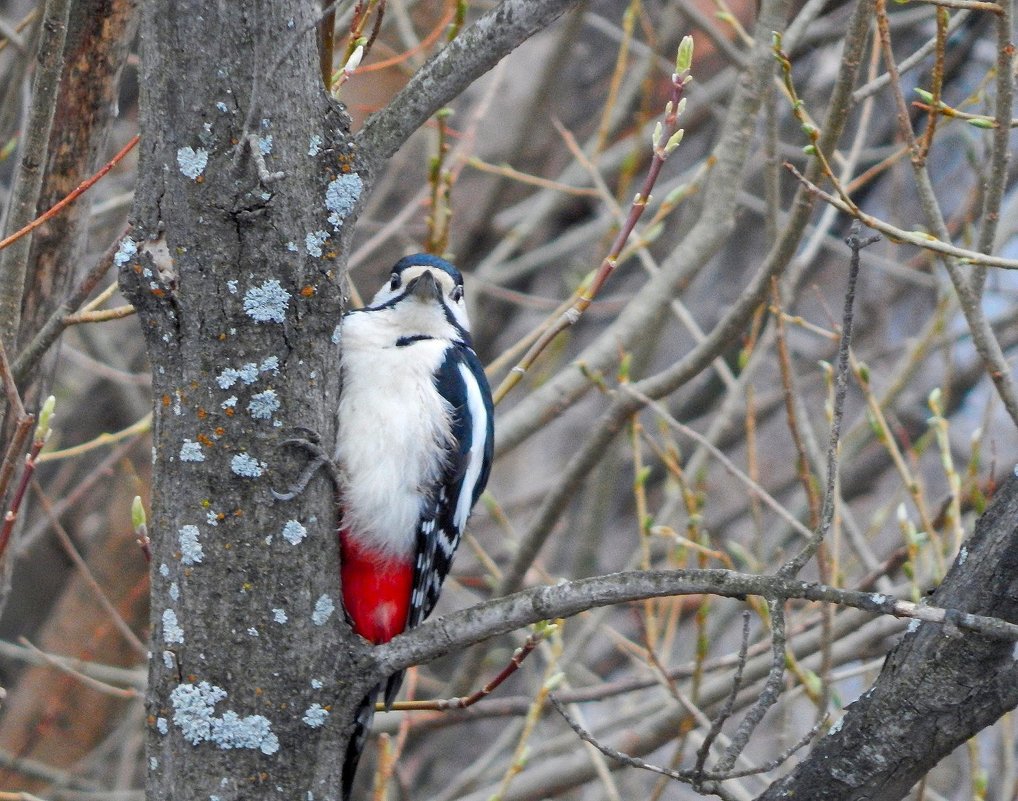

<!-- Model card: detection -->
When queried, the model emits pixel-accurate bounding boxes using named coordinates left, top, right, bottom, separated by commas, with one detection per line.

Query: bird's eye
left=389, top=272, right=400, bottom=291
left=450, top=285, right=464, bottom=302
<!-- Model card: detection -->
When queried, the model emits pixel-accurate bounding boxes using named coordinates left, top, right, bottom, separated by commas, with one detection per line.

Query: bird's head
left=368, top=253, right=471, bottom=336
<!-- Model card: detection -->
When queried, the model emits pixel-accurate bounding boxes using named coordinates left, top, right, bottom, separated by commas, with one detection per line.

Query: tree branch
left=373, top=548, right=1018, bottom=677
left=355, top=0, right=581, bottom=173
left=0, top=0, right=71, bottom=354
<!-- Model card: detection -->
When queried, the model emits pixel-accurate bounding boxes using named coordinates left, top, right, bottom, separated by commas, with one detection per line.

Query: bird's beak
left=407, top=270, right=441, bottom=302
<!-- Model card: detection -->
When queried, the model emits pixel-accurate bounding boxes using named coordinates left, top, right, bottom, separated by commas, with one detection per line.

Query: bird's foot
left=272, top=430, right=341, bottom=500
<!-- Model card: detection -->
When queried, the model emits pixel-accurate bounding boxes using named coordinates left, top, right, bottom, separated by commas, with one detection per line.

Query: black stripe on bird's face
left=362, top=256, right=472, bottom=336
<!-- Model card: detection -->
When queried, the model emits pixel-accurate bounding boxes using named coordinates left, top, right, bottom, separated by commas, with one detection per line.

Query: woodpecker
left=336, top=253, right=494, bottom=799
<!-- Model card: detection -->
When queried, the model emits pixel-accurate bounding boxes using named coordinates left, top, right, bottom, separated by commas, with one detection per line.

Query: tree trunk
left=121, top=3, right=374, bottom=799
left=120, top=1, right=586, bottom=797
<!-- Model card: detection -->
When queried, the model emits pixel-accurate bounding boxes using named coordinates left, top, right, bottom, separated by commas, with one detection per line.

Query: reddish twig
left=386, top=624, right=552, bottom=711
left=355, top=3, right=456, bottom=74
left=0, top=397, right=54, bottom=563
left=915, top=9, right=949, bottom=165
left=0, top=416, right=33, bottom=517
left=0, top=134, right=138, bottom=254
left=493, top=37, right=695, bottom=405
left=331, top=0, right=387, bottom=93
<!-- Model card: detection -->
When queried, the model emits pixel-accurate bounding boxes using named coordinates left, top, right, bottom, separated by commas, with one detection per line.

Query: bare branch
left=373, top=565, right=1018, bottom=676
left=0, top=0, right=71, bottom=352
left=548, top=695, right=740, bottom=801
left=780, top=222, right=876, bottom=578
left=355, top=0, right=581, bottom=172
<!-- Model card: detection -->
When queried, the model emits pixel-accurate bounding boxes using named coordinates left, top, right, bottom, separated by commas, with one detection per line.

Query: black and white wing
left=409, top=343, right=494, bottom=629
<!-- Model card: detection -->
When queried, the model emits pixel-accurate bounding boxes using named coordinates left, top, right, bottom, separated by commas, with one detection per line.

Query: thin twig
left=914, top=8, right=948, bottom=166
left=0, top=134, right=139, bottom=254
left=547, top=695, right=739, bottom=801
left=912, top=101, right=1018, bottom=128
left=465, top=157, right=601, bottom=197
left=714, top=719, right=823, bottom=779
left=0, top=399, right=53, bottom=563
left=0, top=8, right=38, bottom=56
left=772, top=279, right=821, bottom=529
left=872, top=0, right=1018, bottom=431
left=0, top=637, right=144, bottom=688
left=31, top=480, right=147, bottom=656
left=779, top=222, right=875, bottom=577
left=852, top=10, right=969, bottom=103
left=906, top=0, right=1000, bottom=11
left=0, top=337, right=32, bottom=507
left=620, top=385, right=815, bottom=543
left=62, top=304, right=137, bottom=325
left=494, top=49, right=692, bottom=404
left=36, top=413, right=151, bottom=463
left=783, top=165, right=1018, bottom=272
left=694, top=611, right=752, bottom=776
left=387, top=625, right=549, bottom=711
left=12, top=236, right=121, bottom=384
left=17, top=636, right=139, bottom=698
left=972, top=0, right=1014, bottom=293
left=714, top=601, right=787, bottom=774
left=0, top=0, right=72, bottom=351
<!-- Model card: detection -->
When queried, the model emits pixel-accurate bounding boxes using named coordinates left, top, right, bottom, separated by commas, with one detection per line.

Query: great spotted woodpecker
left=336, top=254, right=494, bottom=799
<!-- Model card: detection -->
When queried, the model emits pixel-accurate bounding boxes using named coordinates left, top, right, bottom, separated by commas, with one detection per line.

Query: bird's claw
left=272, top=434, right=341, bottom=500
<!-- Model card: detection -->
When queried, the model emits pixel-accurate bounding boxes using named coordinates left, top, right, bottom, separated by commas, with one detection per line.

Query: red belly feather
left=339, top=529, right=413, bottom=644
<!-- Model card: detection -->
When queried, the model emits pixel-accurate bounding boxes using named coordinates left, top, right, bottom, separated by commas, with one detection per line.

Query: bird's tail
left=342, top=671, right=408, bottom=800
left=383, top=669, right=406, bottom=708
left=342, top=684, right=380, bottom=801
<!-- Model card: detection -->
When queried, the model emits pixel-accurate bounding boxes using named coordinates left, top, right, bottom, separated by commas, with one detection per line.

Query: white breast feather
left=336, top=310, right=453, bottom=559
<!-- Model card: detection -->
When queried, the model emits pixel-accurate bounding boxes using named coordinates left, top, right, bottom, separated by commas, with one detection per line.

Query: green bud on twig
left=913, top=88, right=934, bottom=103
left=618, top=352, right=633, bottom=382
left=34, top=396, right=55, bottom=445
left=665, top=128, right=685, bottom=154
left=967, top=117, right=996, bottom=129
left=675, top=35, right=694, bottom=74
left=132, top=496, right=147, bottom=530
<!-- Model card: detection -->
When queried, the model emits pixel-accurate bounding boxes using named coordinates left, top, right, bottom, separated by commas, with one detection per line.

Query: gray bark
left=122, top=2, right=579, bottom=799
left=123, top=3, right=367, bottom=799
left=758, top=474, right=1018, bottom=801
